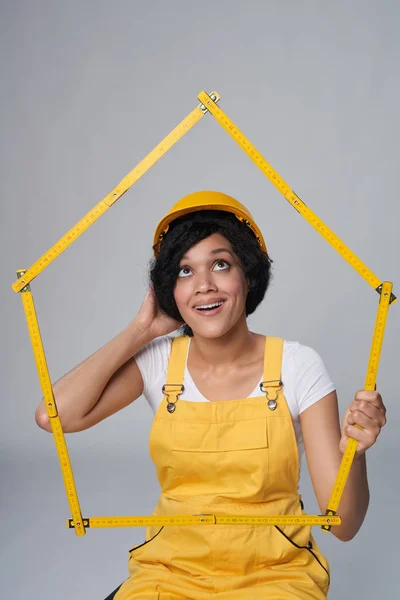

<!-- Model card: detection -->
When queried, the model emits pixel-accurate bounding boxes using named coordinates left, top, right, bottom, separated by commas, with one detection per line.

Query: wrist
left=127, top=318, right=154, bottom=348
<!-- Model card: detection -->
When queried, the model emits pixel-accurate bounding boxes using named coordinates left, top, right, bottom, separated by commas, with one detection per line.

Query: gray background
left=1, top=1, right=399, bottom=598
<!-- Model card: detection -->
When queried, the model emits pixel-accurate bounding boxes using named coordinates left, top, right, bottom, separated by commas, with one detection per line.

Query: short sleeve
left=134, top=336, right=172, bottom=399
left=293, top=344, right=336, bottom=414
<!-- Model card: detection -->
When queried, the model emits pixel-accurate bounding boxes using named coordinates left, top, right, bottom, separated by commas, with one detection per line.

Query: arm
left=35, top=287, right=184, bottom=433
left=35, top=321, right=151, bottom=433
left=300, top=391, right=369, bottom=542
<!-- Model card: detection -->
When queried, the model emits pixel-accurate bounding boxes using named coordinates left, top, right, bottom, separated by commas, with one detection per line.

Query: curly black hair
left=149, top=210, right=273, bottom=336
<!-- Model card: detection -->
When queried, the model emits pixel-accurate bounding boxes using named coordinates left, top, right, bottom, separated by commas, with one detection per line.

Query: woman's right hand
left=134, top=286, right=185, bottom=340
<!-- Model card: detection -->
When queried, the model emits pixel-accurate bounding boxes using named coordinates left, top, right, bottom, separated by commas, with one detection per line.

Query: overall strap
left=163, top=335, right=189, bottom=412
left=261, top=336, right=284, bottom=411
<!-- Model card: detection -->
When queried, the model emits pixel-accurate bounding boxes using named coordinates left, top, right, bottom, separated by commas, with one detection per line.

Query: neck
left=189, top=318, right=257, bottom=369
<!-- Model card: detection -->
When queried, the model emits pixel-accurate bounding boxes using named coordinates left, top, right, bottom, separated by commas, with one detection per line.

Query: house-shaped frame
left=12, top=91, right=395, bottom=537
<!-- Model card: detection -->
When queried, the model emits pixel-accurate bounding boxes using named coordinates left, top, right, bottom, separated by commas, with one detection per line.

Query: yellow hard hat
left=153, top=191, right=267, bottom=256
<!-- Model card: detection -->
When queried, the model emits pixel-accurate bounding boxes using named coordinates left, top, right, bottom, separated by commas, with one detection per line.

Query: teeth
left=195, top=301, right=223, bottom=310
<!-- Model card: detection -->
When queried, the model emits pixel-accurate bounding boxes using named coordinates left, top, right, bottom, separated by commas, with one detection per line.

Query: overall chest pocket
left=169, top=418, right=270, bottom=501
left=171, top=417, right=269, bottom=452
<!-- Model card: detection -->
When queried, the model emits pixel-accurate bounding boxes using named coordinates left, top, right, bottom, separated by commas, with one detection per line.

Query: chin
left=189, top=322, right=236, bottom=339
left=193, top=330, right=226, bottom=340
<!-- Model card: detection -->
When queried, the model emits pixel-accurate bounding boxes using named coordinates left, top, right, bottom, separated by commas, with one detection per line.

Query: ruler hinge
left=375, top=284, right=396, bottom=304
left=199, top=91, right=220, bottom=114
left=69, top=518, right=90, bottom=528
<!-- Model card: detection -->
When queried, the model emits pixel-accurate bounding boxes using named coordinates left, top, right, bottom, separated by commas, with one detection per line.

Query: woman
left=36, top=191, right=387, bottom=599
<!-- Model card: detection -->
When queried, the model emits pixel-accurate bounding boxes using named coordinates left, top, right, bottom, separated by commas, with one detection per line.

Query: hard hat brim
left=153, top=192, right=267, bottom=256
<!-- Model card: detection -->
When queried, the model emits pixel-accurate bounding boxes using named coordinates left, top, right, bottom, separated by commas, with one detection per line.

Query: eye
left=213, top=259, right=229, bottom=271
left=177, top=266, right=192, bottom=278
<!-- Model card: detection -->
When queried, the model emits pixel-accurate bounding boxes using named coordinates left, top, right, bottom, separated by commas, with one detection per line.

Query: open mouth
left=194, top=300, right=225, bottom=316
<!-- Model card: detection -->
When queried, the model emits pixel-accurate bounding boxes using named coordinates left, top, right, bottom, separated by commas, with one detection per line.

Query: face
left=173, top=233, right=248, bottom=338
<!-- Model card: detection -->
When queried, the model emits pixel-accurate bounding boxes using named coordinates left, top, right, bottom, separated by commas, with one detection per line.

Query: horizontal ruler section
left=68, top=514, right=342, bottom=528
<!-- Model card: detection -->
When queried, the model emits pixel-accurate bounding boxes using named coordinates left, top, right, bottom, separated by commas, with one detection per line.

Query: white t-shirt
left=135, top=335, right=336, bottom=468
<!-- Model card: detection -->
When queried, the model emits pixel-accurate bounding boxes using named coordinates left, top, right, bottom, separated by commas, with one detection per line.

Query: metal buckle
left=260, top=380, right=282, bottom=411
left=162, top=384, right=185, bottom=413
left=162, top=384, right=185, bottom=396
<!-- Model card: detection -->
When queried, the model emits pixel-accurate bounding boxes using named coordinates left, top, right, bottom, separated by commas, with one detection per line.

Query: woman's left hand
left=339, top=390, right=387, bottom=457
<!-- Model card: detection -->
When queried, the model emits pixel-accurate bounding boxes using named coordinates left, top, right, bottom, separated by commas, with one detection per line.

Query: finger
left=354, top=390, right=384, bottom=410
left=349, top=398, right=386, bottom=420
left=346, top=410, right=384, bottom=431
left=347, top=402, right=387, bottom=427
left=344, top=425, right=380, bottom=451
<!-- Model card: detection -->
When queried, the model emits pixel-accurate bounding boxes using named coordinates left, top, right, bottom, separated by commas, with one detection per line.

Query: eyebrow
left=181, top=247, right=234, bottom=260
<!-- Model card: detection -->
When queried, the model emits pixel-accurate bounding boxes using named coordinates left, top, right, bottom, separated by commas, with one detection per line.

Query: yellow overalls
left=115, top=335, right=330, bottom=599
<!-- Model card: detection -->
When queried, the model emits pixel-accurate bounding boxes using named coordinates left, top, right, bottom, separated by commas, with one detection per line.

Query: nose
left=195, top=270, right=218, bottom=294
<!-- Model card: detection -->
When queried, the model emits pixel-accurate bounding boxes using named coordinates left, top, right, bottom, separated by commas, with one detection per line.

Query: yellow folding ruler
left=321, top=280, right=392, bottom=531
left=195, top=92, right=395, bottom=532
left=196, top=92, right=396, bottom=305
left=12, top=94, right=217, bottom=293
left=68, top=515, right=341, bottom=529
left=13, top=91, right=395, bottom=537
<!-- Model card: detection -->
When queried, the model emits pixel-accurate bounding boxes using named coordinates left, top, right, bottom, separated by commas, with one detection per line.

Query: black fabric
left=104, top=583, right=123, bottom=600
